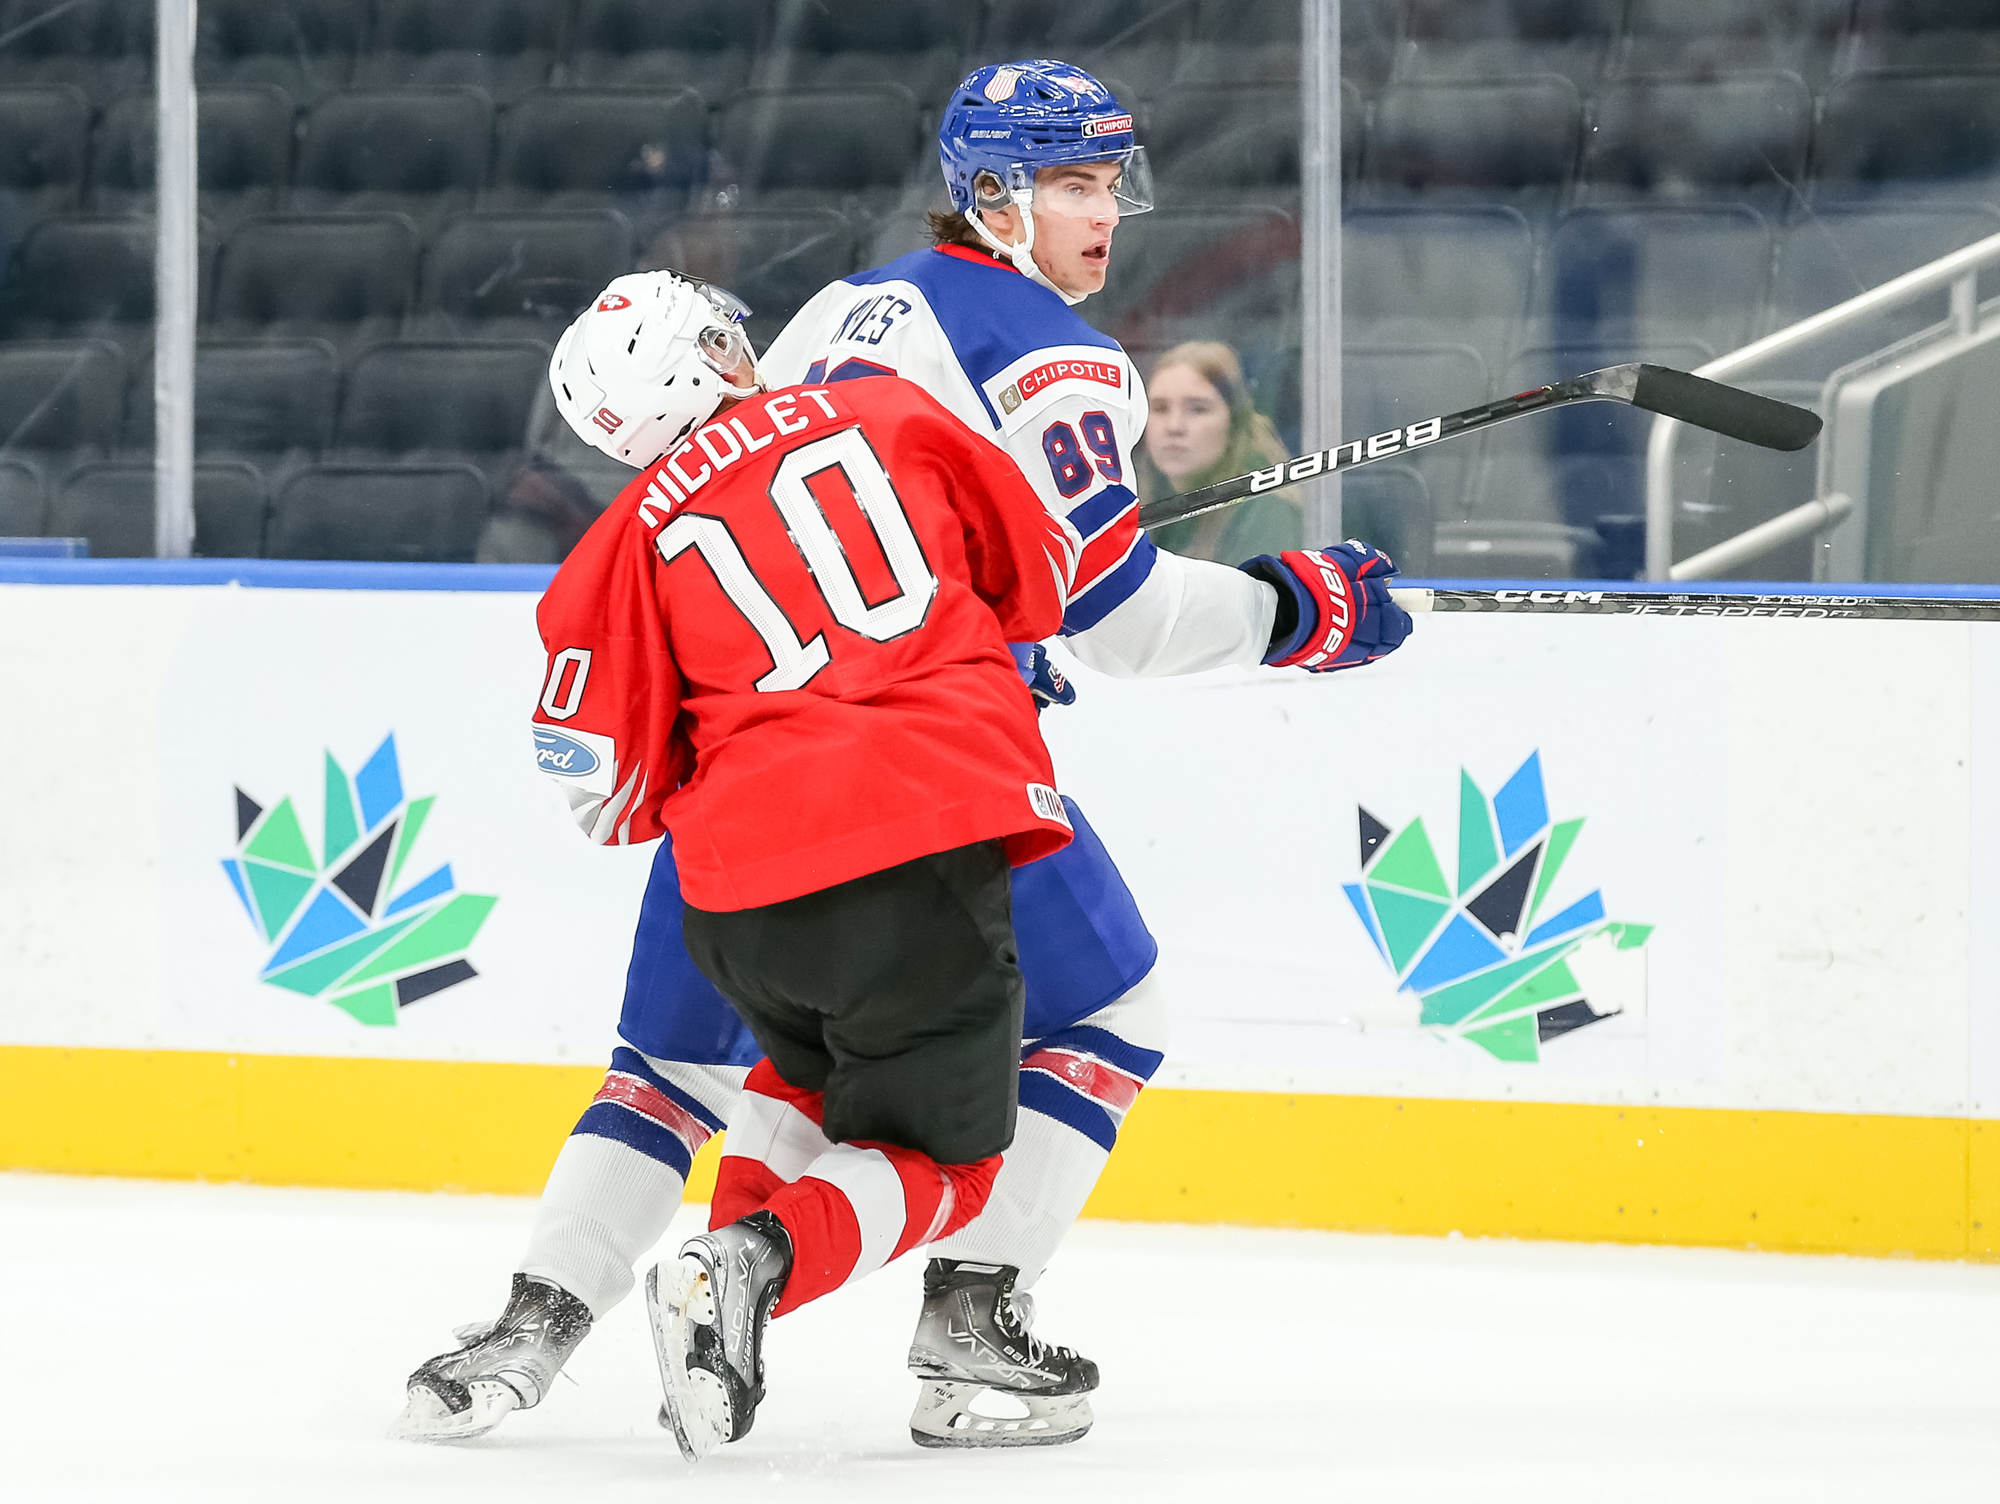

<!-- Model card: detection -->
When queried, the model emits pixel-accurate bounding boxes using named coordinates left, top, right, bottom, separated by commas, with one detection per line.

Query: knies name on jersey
left=637, top=389, right=843, bottom=524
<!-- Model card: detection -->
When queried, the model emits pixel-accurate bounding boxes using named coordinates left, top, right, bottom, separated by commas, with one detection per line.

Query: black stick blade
left=1629, top=365, right=1822, bottom=451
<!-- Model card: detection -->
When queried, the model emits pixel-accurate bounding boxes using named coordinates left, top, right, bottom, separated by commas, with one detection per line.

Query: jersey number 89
left=1041, top=411, right=1122, bottom=498
left=656, top=427, right=939, bottom=693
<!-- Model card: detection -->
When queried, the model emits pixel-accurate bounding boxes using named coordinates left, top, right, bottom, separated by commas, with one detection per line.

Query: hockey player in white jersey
left=397, top=59, right=1411, bottom=1452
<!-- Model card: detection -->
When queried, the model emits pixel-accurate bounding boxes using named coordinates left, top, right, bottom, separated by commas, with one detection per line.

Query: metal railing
left=1644, top=227, right=2000, bottom=581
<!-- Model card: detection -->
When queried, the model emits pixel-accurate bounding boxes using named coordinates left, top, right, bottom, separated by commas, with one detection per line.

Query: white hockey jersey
left=760, top=244, right=1277, bottom=678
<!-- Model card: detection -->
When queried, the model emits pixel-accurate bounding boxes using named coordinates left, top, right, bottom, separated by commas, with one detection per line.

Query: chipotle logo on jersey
left=1001, top=358, right=1123, bottom=413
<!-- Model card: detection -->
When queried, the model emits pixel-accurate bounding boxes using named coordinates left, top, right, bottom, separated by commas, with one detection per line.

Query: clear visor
left=696, top=322, right=754, bottom=387
left=672, top=272, right=754, bottom=387
left=1002, top=148, right=1155, bottom=219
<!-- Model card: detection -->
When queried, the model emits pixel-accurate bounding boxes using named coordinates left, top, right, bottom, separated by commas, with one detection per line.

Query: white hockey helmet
left=549, top=270, right=761, bottom=470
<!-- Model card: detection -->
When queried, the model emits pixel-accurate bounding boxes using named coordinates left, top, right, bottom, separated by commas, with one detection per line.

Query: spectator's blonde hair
left=1137, top=341, right=1290, bottom=502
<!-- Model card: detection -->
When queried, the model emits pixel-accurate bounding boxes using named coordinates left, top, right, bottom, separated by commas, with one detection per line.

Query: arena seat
left=1362, top=77, right=1584, bottom=218
left=1342, top=205, right=1535, bottom=375
left=1338, top=463, right=1435, bottom=575
left=268, top=461, right=490, bottom=562
left=293, top=89, right=494, bottom=238
left=1763, top=203, right=2000, bottom=376
left=488, top=88, right=707, bottom=234
left=766, top=0, right=977, bottom=102
left=1176, top=0, right=1307, bottom=88
left=0, top=215, right=170, bottom=355
left=1536, top=206, right=1775, bottom=359
left=0, top=0, right=152, bottom=104
left=1090, top=205, right=1299, bottom=348
left=977, top=0, right=1180, bottom=54
left=714, top=87, right=924, bottom=215
left=567, top=0, right=772, bottom=103
left=1578, top=75, right=1813, bottom=216
left=353, top=0, right=562, bottom=102
left=0, top=85, right=89, bottom=247
left=1396, top=0, right=1623, bottom=89
left=1811, top=72, right=2000, bottom=204
left=974, top=0, right=1187, bottom=102
left=210, top=214, right=419, bottom=354
left=648, top=210, right=856, bottom=348
left=1837, top=0, right=2000, bottom=75
left=89, top=86, right=294, bottom=231
left=0, top=340, right=126, bottom=469
left=125, top=340, right=339, bottom=483
left=194, top=0, right=360, bottom=104
left=0, top=456, right=44, bottom=537
left=415, top=211, right=635, bottom=342
left=1343, top=342, right=1491, bottom=531
left=1144, top=86, right=1302, bottom=207
left=1614, top=0, right=1849, bottom=83
left=48, top=459, right=267, bottom=557
left=333, top=340, right=548, bottom=483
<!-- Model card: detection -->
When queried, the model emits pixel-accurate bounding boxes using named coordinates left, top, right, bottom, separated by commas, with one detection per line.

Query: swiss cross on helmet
left=938, top=59, right=1154, bottom=219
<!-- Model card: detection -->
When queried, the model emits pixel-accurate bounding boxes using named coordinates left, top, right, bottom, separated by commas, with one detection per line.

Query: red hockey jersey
left=531, top=376, right=1081, bottom=910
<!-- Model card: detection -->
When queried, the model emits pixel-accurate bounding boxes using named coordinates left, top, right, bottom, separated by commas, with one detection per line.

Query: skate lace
left=997, top=1286, right=1077, bottom=1366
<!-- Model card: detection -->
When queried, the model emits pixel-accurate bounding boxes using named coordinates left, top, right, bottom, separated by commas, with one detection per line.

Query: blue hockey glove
left=1010, top=641, right=1076, bottom=710
left=1240, top=541, right=1413, bottom=672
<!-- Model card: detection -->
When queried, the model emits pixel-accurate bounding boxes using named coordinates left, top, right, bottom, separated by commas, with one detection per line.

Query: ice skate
left=646, top=1211, right=792, bottom=1462
left=906, top=1259, right=1098, bottom=1448
left=392, top=1274, right=593, bottom=1443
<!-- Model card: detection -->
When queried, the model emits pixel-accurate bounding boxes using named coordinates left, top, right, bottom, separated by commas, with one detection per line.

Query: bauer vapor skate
left=906, top=1259, right=1098, bottom=1448
left=646, top=1211, right=792, bottom=1462
left=392, top=1273, right=592, bottom=1443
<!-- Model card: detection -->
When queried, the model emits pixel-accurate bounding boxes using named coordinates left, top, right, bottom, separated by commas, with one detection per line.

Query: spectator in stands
left=475, top=456, right=601, bottom=564
left=1137, top=341, right=1300, bottom=564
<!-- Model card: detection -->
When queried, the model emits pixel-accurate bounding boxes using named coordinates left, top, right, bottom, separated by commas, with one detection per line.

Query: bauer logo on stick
left=1247, top=419, right=1445, bottom=493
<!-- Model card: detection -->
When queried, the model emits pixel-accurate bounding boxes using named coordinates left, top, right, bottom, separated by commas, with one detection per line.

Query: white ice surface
left=7, top=1173, right=2000, bottom=1503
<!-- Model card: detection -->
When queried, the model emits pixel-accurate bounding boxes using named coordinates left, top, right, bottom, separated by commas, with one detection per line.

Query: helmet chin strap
left=970, top=189, right=1087, bottom=308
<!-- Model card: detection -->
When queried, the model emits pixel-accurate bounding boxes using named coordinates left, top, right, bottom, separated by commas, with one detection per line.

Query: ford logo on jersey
left=534, top=728, right=600, bottom=778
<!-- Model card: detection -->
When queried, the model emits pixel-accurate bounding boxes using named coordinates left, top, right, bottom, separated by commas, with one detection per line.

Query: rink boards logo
left=1344, top=752, right=1651, bottom=1063
left=221, top=734, right=496, bottom=1026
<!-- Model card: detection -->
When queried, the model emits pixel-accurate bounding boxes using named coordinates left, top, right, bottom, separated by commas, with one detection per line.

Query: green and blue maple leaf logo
left=221, top=734, right=496, bottom=1026
left=1344, top=751, right=1651, bottom=1063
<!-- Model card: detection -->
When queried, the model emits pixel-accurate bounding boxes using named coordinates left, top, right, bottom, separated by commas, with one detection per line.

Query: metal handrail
left=1643, top=226, right=2000, bottom=580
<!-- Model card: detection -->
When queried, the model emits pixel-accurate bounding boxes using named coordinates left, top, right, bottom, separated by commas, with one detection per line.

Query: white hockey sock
left=518, top=1132, right=686, bottom=1318
left=929, top=972, right=1170, bottom=1286
left=517, top=1049, right=745, bottom=1318
left=926, top=1102, right=1108, bottom=1285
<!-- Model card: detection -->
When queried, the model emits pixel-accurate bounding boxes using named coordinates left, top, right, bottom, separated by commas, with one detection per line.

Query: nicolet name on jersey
left=636, top=388, right=843, bottom=525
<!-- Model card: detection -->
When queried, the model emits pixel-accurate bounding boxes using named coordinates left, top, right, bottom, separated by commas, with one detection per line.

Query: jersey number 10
left=656, top=427, right=940, bottom=693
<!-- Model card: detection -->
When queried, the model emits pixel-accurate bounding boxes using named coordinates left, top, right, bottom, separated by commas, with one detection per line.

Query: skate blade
left=908, top=1382, right=1093, bottom=1449
left=645, top=1258, right=729, bottom=1462
left=390, top=1380, right=519, bottom=1444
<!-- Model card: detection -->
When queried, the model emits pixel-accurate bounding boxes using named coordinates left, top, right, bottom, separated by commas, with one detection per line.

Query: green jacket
left=1149, top=492, right=1302, bottom=565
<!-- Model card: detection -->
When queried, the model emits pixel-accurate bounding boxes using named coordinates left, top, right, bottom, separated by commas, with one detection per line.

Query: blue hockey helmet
left=938, top=60, right=1154, bottom=218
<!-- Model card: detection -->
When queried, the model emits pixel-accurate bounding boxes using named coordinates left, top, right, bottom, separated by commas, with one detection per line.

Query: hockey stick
left=1387, top=587, right=2000, bottom=623
left=1136, top=364, right=1822, bottom=532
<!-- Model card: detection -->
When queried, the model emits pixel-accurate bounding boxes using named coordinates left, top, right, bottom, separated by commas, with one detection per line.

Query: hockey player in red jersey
left=398, top=62, right=1413, bottom=1455
left=527, top=270, right=1081, bottom=1459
